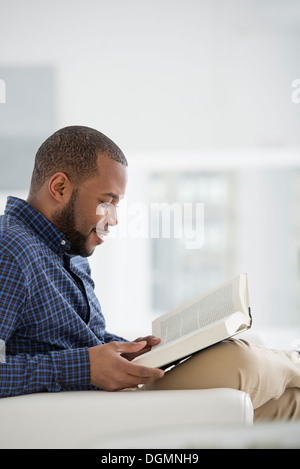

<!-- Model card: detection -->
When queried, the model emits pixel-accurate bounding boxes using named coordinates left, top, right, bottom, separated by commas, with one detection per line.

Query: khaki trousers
left=144, top=339, right=300, bottom=421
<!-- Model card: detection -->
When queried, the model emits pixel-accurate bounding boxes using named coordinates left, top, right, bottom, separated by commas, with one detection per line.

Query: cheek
left=74, top=204, right=96, bottom=234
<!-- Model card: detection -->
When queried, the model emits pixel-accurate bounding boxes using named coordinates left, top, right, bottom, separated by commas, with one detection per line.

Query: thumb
left=118, top=341, right=147, bottom=353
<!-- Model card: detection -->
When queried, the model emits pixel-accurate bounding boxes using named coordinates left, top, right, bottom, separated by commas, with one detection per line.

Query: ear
left=48, top=172, right=72, bottom=203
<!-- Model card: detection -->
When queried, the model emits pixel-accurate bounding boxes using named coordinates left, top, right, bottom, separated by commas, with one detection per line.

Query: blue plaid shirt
left=0, top=196, right=125, bottom=397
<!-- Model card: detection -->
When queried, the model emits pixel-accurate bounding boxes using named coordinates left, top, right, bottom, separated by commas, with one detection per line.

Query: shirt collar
left=5, top=196, right=72, bottom=256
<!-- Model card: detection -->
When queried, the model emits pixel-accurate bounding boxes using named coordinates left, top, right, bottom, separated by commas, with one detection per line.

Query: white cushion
left=0, top=388, right=253, bottom=449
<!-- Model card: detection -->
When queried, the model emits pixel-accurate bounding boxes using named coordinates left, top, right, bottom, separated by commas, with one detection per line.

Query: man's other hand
left=88, top=341, right=164, bottom=391
left=122, top=335, right=161, bottom=361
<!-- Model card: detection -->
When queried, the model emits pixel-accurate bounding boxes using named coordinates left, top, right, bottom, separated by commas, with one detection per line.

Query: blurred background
left=0, top=0, right=299, bottom=347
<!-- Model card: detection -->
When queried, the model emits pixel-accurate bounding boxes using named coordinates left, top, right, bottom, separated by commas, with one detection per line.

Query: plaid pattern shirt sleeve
left=0, top=197, right=127, bottom=398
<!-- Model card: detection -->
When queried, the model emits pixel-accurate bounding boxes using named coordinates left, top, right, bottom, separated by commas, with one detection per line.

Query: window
left=146, top=167, right=300, bottom=332
left=149, top=170, right=237, bottom=314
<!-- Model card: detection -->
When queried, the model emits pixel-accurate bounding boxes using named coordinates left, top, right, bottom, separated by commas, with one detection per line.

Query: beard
left=52, top=189, right=93, bottom=258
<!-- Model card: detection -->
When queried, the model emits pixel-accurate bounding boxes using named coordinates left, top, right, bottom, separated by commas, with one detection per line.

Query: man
left=0, top=126, right=299, bottom=421
left=0, top=125, right=163, bottom=395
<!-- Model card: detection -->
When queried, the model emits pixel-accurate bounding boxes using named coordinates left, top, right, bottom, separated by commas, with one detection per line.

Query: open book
left=133, top=273, right=252, bottom=369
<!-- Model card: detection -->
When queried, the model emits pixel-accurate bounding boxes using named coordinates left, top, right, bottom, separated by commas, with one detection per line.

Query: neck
left=26, top=188, right=52, bottom=223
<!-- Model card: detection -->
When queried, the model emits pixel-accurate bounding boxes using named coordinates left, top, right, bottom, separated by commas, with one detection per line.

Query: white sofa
left=0, top=388, right=253, bottom=449
left=3, top=330, right=300, bottom=449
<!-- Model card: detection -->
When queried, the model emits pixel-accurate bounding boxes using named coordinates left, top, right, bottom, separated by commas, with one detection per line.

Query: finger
left=114, top=371, right=164, bottom=391
left=134, top=337, right=144, bottom=342
left=108, top=358, right=164, bottom=390
left=123, top=347, right=152, bottom=361
left=143, top=335, right=160, bottom=343
left=116, top=340, right=147, bottom=353
left=134, top=336, right=161, bottom=346
left=148, top=336, right=161, bottom=345
left=126, top=361, right=164, bottom=380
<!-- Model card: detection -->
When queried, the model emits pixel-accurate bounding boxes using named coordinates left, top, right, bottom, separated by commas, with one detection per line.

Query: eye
left=99, top=201, right=119, bottom=208
left=98, top=200, right=110, bottom=207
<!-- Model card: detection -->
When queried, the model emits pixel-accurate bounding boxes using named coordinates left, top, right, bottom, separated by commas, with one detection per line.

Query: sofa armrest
left=0, top=388, right=253, bottom=449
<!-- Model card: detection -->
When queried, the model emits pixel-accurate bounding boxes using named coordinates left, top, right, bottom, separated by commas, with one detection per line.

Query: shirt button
left=61, top=239, right=66, bottom=246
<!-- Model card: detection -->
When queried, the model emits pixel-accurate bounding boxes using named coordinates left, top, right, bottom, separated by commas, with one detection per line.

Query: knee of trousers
left=221, top=339, right=268, bottom=395
left=174, top=338, right=262, bottom=391
left=207, top=338, right=263, bottom=392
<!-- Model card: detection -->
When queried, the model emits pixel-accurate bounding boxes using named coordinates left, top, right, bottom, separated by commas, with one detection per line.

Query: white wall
left=1, top=0, right=300, bottom=150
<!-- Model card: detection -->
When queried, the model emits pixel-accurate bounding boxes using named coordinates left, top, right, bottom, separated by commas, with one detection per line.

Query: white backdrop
left=0, top=0, right=300, bottom=346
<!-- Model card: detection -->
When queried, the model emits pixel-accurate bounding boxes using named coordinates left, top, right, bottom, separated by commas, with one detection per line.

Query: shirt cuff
left=50, top=347, right=91, bottom=390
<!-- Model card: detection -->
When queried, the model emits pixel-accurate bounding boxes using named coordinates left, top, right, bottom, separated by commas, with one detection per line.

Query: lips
left=95, top=227, right=109, bottom=242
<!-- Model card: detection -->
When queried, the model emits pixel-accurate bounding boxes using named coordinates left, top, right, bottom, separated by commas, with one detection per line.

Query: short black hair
left=30, top=125, right=127, bottom=191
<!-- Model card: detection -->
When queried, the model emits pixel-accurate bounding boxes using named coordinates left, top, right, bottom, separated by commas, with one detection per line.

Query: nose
left=108, top=204, right=118, bottom=227
left=96, top=203, right=118, bottom=229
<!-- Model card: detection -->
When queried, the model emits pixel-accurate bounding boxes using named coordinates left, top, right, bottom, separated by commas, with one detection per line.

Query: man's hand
left=88, top=341, right=164, bottom=391
left=122, top=335, right=161, bottom=361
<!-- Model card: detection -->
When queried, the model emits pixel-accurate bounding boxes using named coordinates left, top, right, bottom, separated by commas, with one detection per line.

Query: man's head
left=28, top=126, right=128, bottom=257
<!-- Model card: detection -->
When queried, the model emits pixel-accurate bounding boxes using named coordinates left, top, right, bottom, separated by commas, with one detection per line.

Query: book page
left=156, top=282, right=236, bottom=345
